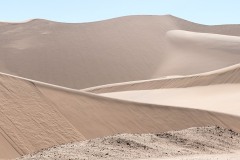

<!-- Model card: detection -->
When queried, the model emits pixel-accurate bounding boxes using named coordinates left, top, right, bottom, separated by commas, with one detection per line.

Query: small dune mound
left=18, top=126, right=240, bottom=160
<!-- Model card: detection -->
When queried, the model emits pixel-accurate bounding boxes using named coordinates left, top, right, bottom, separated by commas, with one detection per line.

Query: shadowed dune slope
left=1, top=15, right=240, bottom=89
left=0, top=74, right=85, bottom=158
left=1, top=68, right=240, bottom=158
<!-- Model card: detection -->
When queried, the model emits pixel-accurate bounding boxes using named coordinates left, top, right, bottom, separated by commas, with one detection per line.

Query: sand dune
left=1, top=15, right=240, bottom=89
left=0, top=74, right=85, bottom=158
left=0, top=132, right=19, bottom=158
left=18, top=126, right=240, bottom=160
left=156, top=30, right=240, bottom=77
left=0, top=65, right=240, bottom=159
left=102, top=84, right=240, bottom=116
left=84, top=63, right=240, bottom=93
left=0, top=15, right=240, bottom=159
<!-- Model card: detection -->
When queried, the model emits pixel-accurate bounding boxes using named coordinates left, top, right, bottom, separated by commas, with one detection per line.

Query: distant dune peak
left=0, top=15, right=240, bottom=89
left=0, top=14, right=177, bottom=24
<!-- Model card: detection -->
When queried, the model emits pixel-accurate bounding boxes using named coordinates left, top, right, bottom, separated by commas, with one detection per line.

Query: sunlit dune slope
left=102, top=84, right=240, bottom=116
left=1, top=15, right=240, bottom=159
left=0, top=74, right=85, bottom=158
left=84, top=63, right=240, bottom=93
left=1, top=16, right=240, bottom=89
left=1, top=69, right=240, bottom=158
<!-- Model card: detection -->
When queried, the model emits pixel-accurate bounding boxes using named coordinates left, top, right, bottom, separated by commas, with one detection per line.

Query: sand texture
left=1, top=16, right=240, bottom=89
left=0, top=63, right=239, bottom=159
left=18, top=126, right=240, bottom=160
left=0, top=15, right=239, bottom=159
left=101, top=84, right=240, bottom=116
left=84, top=63, right=240, bottom=93
left=0, top=74, right=85, bottom=158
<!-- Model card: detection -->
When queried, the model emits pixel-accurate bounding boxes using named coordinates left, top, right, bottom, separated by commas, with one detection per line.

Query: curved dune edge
left=0, top=73, right=85, bottom=159
left=0, top=15, right=172, bottom=25
left=0, top=15, right=240, bottom=159
left=18, top=126, right=240, bottom=160
left=101, top=84, right=240, bottom=117
left=167, top=29, right=240, bottom=41
left=1, top=15, right=240, bottom=89
left=0, top=19, right=38, bottom=24
left=83, top=63, right=240, bottom=93
left=0, top=69, right=240, bottom=159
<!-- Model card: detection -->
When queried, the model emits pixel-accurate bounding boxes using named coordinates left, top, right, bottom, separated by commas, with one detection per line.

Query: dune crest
left=0, top=74, right=85, bottom=158
left=102, top=84, right=240, bottom=116
left=84, top=63, right=240, bottom=93
left=0, top=67, right=240, bottom=158
left=0, top=15, right=240, bottom=159
left=1, top=16, right=240, bottom=89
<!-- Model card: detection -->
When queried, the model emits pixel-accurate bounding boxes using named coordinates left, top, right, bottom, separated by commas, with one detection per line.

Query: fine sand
left=101, top=84, right=240, bottom=116
left=0, top=15, right=239, bottom=159
left=1, top=15, right=240, bottom=89
left=0, top=62, right=239, bottom=159
left=84, top=63, right=240, bottom=93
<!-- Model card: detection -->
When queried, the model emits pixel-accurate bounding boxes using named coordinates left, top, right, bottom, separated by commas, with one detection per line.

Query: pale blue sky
left=0, top=0, right=239, bottom=25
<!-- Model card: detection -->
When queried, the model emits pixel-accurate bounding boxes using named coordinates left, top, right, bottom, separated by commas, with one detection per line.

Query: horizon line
left=0, top=14, right=239, bottom=26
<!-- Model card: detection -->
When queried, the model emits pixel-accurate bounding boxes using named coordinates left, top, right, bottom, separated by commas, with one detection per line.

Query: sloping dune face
left=84, top=63, right=240, bottom=93
left=84, top=30, right=240, bottom=93
left=38, top=82, right=240, bottom=139
left=1, top=16, right=240, bottom=159
left=1, top=16, right=240, bottom=89
left=1, top=72, right=240, bottom=159
left=87, top=62, right=240, bottom=117
left=154, top=30, right=240, bottom=77
left=102, top=84, right=240, bottom=116
left=0, top=74, right=85, bottom=158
